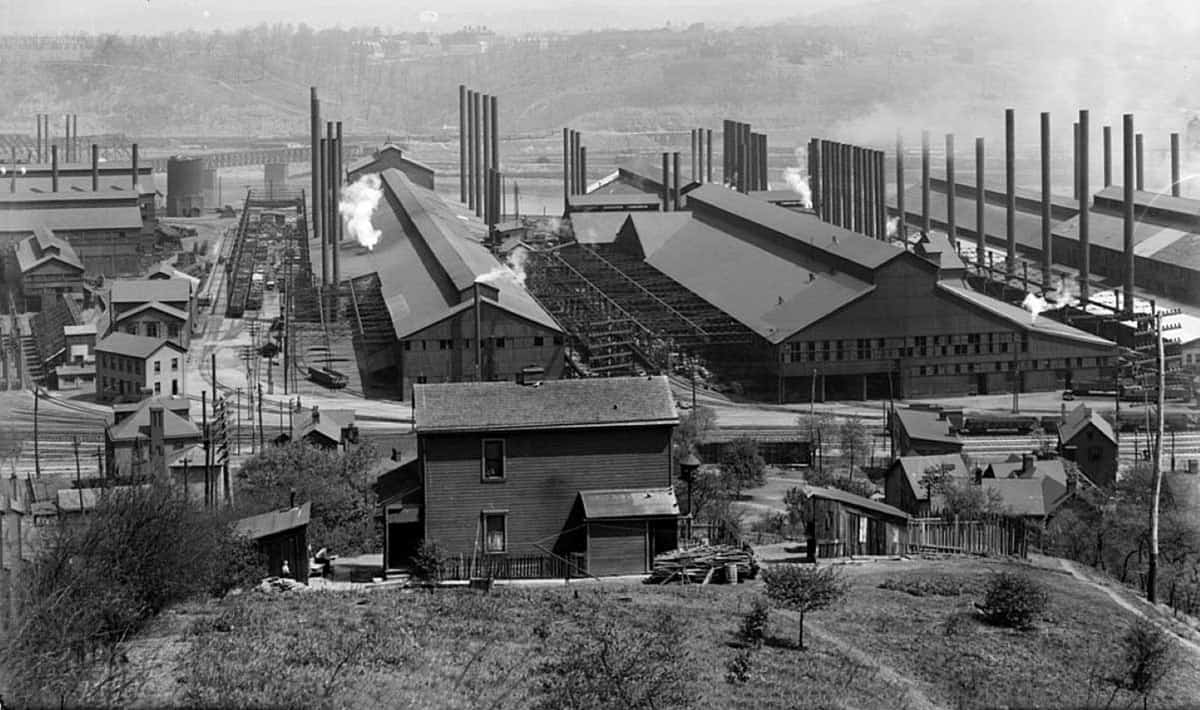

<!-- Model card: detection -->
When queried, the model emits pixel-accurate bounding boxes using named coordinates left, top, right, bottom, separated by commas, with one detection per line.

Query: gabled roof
left=346, top=144, right=435, bottom=177
left=1058, top=404, right=1117, bottom=445
left=801, top=484, right=909, bottom=520
left=113, top=301, right=189, bottom=324
left=15, top=226, right=83, bottom=273
left=893, top=408, right=962, bottom=446
left=112, top=394, right=190, bottom=420
left=935, top=282, right=1114, bottom=348
left=980, top=476, right=1070, bottom=518
left=95, top=332, right=184, bottom=359
left=984, top=457, right=1068, bottom=487
left=889, top=454, right=971, bottom=501
left=571, top=212, right=630, bottom=244
left=579, top=488, right=679, bottom=519
left=234, top=502, right=312, bottom=540
left=292, top=407, right=355, bottom=444
left=915, top=230, right=966, bottom=271
left=108, top=401, right=201, bottom=442
left=109, top=278, right=191, bottom=305
left=147, top=262, right=201, bottom=288
left=414, top=375, right=678, bottom=433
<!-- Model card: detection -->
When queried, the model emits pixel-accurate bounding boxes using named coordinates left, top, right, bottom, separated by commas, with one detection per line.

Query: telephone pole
left=1148, top=311, right=1166, bottom=603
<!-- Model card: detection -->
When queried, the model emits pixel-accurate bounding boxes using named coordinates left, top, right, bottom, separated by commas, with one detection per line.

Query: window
left=154, top=361, right=161, bottom=374
left=154, top=382, right=161, bottom=394
left=495, top=337, right=506, bottom=349
left=483, top=512, right=507, bottom=553
left=534, top=336, right=544, bottom=347
left=168, top=323, right=180, bottom=339
left=482, top=439, right=505, bottom=480
left=171, top=379, right=178, bottom=395
left=439, top=339, right=451, bottom=350
left=145, top=322, right=158, bottom=338
left=171, top=358, right=179, bottom=371
left=403, top=341, right=412, bottom=351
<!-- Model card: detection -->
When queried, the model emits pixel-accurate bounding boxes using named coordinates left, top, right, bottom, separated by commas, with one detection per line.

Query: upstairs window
left=482, top=439, right=505, bottom=481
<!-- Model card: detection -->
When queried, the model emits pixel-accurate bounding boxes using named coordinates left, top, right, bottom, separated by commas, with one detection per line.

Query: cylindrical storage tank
left=166, top=155, right=206, bottom=217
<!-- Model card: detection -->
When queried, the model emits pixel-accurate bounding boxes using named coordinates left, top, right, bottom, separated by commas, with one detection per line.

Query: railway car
left=308, top=366, right=348, bottom=389
left=959, top=413, right=1039, bottom=436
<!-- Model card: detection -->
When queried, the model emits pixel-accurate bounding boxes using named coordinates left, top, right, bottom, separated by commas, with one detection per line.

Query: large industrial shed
left=0, top=191, right=151, bottom=276
left=547, top=185, right=1117, bottom=401
left=335, top=169, right=565, bottom=397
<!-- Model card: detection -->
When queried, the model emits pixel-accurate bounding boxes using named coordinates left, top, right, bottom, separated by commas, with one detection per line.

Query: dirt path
left=773, top=609, right=946, bottom=710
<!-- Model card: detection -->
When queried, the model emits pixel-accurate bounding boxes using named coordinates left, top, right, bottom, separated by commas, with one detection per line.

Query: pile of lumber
left=644, top=544, right=758, bottom=585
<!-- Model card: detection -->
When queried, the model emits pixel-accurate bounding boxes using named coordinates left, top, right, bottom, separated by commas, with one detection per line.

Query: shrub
left=739, top=596, right=770, bottom=647
left=725, top=649, right=755, bottom=685
left=411, top=540, right=447, bottom=581
left=977, top=571, right=1049, bottom=629
left=1107, top=617, right=1176, bottom=707
left=761, top=564, right=848, bottom=649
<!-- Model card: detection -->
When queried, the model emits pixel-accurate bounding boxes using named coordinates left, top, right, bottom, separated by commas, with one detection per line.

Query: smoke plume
left=476, top=246, right=530, bottom=287
left=782, top=167, right=813, bottom=209
left=1022, top=292, right=1049, bottom=323
left=339, top=174, right=384, bottom=251
left=886, top=217, right=899, bottom=238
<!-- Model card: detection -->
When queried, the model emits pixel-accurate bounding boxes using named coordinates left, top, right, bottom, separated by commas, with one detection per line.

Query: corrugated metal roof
left=580, top=487, right=679, bottom=519
left=802, top=484, right=910, bottom=520
left=110, top=278, right=193, bottom=305
left=414, top=375, right=678, bottom=433
left=568, top=193, right=662, bottom=209
left=1053, top=210, right=1200, bottom=272
left=234, top=502, right=312, bottom=540
left=898, top=185, right=1047, bottom=251
left=12, top=173, right=158, bottom=196
left=1092, top=185, right=1200, bottom=220
left=0, top=203, right=144, bottom=233
left=622, top=212, right=691, bottom=257
left=935, top=282, right=1114, bottom=347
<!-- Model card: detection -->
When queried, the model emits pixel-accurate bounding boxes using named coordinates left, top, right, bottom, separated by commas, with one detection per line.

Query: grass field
left=118, top=556, right=1200, bottom=709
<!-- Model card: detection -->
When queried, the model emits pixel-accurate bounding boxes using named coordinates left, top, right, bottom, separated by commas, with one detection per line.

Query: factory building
left=13, top=226, right=85, bottom=310
left=336, top=169, right=565, bottom=397
left=0, top=191, right=152, bottom=277
left=548, top=185, right=1116, bottom=401
left=346, top=144, right=435, bottom=190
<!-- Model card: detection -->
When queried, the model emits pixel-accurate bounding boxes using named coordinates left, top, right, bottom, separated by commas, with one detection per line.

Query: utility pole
left=1148, top=311, right=1166, bottom=603
left=33, top=389, right=40, bottom=478
left=74, top=435, right=83, bottom=513
left=202, top=390, right=210, bottom=509
left=235, top=387, right=242, bottom=455
left=257, top=383, right=265, bottom=450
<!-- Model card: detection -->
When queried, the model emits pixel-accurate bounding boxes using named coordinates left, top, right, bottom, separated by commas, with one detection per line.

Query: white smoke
left=339, top=174, right=384, bottom=251
left=476, top=246, right=530, bottom=287
left=782, top=167, right=813, bottom=208
left=886, top=217, right=899, bottom=238
left=1022, top=292, right=1049, bottom=323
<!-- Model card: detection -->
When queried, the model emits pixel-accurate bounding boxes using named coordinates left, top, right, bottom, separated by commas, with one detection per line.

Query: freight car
left=959, top=413, right=1039, bottom=435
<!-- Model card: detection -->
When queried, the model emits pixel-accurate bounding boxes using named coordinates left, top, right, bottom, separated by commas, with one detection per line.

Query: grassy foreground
left=122, top=557, right=1200, bottom=709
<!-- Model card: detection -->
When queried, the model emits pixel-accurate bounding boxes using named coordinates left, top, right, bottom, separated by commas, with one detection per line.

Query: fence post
left=0, top=497, right=7, bottom=634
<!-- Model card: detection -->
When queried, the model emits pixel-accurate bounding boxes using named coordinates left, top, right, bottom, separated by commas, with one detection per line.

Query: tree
left=719, top=436, right=766, bottom=499
left=1106, top=618, right=1177, bottom=710
left=672, top=405, right=715, bottom=462
left=796, top=412, right=836, bottom=472
left=837, top=417, right=871, bottom=475
left=802, top=468, right=876, bottom=500
left=258, top=341, right=280, bottom=360
left=761, top=563, right=848, bottom=650
left=235, top=441, right=379, bottom=554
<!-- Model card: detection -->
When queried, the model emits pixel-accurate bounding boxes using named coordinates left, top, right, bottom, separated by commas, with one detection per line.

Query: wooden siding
left=810, top=498, right=907, bottom=558
left=1063, top=426, right=1119, bottom=488
left=587, top=520, right=648, bottom=576
left=884, top=467, right=928, bottom=517
left=422, top=426, right=674, bottom=562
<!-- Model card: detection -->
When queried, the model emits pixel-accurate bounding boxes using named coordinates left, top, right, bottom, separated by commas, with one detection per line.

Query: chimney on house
left=1021, top=453, right=1035, bottom=477
left=312, top=405, right=320, bottom=423
left=974, top=467, right=983, bottom=485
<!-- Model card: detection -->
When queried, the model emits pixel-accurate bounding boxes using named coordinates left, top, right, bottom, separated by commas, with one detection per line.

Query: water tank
left=167, top=155, right=206, bottom=217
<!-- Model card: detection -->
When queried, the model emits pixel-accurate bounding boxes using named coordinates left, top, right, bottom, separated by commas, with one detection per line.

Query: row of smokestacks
left=722, top=120, right=767, bottom=193
left=691, top=128, right=714, bottom=185
left=34, top=113, right=79, bottom=163
left=562, top=127, right=714, bottom=212
left=309, top=87, right=344, bottom=290
left=13, top=139, right=137, bottom=195
left=807, top=139, right=887, bottom=238
left=459, top=86, right=503, bottom=233
left=562, top=128, right=587, bottom=208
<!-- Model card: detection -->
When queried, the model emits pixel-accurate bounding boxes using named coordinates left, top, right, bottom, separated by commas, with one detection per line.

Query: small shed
left=796, top=485, right=909, bottom=559
left=578, top=488, right=680, bottom=576
left=234, top=502, right=311, bottom=583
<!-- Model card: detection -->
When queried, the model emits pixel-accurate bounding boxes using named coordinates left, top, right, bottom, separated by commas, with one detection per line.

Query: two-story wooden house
left=397, top=375, right=681, bottom=577
left=104, top=277, right=194, bottom=348
left=1058, top=404, right=1118, bottom=488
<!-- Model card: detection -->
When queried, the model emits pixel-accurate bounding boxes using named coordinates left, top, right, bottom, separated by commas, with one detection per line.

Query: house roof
left=112, top=394, right=190, bottom=419
left=110, top=278, right=191, bottom=304
left=95, top=332, right=184, bottom=359
left=801, top=484, right=910, bottom=520
left=579, top=487, right=680, bottom=519
left=63, top=323, right=96, bottom=337
left=234, top=502, right=312, bottom=540
left=113, top=301, right=189, bottom=324
left=147, top=263, right=201, bottom=288
left=414, top=375, right=678, bottom=433
left=108, top=400, right=201, bottom=442
left=893, top=408, right=962, bottom=446
left=335, top=170, right=561, bottom=338
left=889, top=454, right=971, bottom=501
left=984, top=456, right=1068, bottom=488
left=1058, top=404, right=1117, bottom=445
left=15, top=226, right=84, bottom=273
left=292, top=407, right=355, bottom=443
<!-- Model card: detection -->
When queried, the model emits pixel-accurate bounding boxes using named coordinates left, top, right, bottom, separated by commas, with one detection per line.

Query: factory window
left=1045, top=360, right=1053, bottom=369
left=439, top=340, right=451, bottom=350
left=462, top=339, right=471, bottom=350
left=955, top=364, right=962, bottom=374
left=999, top=343, right=1009, bottom=353
left=553, top=336, right=564, bottom=346
left=919, top=365, right=927, bottom=376
left=968, top=363, right=975, bottom=373
left=1076, top=357, right=1084, bottom=367
left=534, top=336, right=544, bottom=347
left=482, top=439, right=506, bottom=481
left=975, top=344, right=981, bottom=354
left=941, top=346, right=948, bottom=356
left=495, top=338, right=506, bottom=349
left=996, top=363, right=1003, bottom=371
left=807, top=342, right=817, bottom=359
left=877, top=338, right=886, bottom=349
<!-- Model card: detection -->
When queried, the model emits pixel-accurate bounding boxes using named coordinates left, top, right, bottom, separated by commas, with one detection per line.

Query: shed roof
left=15, top=226, right=83, bottom=273
left=801, top=484, right=910, bottom=520
left=580, top=487, right=680, bottom=519
left=95, top=332, right=184, bottom=359
left=0, top=202, right=144, bottom=234
left=234, top=502, right=312, bottom=540
left=414, top=375, right=678, bottom=433
left=110, top=278, right=191, bottom=304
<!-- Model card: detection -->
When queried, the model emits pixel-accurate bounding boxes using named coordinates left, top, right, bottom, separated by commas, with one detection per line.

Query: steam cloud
left=339, top=174, right=384, bottom=251
left=886, top=217, right=899, bottom=238
left=476, top=245, right=530, bottom=287
left=1022, top=276, right=1081, bottom=323
left=782, top=167, right=813, bottom=209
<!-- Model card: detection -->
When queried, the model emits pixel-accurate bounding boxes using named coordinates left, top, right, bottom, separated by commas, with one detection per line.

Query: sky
left=0, top=0, right=845, bottom=35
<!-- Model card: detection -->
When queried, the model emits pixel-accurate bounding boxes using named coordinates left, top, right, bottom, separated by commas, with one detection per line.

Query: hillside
left=116, top=556, right=1200, bottom=709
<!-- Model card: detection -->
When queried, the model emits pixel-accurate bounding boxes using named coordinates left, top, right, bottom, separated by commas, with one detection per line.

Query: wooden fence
left=907, top=517, right=1028, bottom=558
left=439, top=552, right=588, bottom=581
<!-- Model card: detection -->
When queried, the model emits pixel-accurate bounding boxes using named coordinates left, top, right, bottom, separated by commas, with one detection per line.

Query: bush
left=1107, top=617, right=1176, bottom=705
left=724, top=649, right=755, bottom=685
left=977, top=571, right=1049, bottom=629
left=411, top=540, right=447, bottom=581
left=762, top=564, right=848, bottom=649
left=739, top=596, right=770, bottom=647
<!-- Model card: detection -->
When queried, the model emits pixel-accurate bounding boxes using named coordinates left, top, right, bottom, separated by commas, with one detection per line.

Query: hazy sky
left=1, top=0, right=843, bottom=35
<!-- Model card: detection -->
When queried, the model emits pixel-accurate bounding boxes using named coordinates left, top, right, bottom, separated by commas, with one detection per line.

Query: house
left=980, top=454, right=1072, bottom=521
left=891, top=407, right=964, bottom=456
left=884, top=453, right=973, bottom=517
left=346, top=144, right=435, bottom=190
left=54, top=323, right=97, bottom=389
left=400, top=375, right=681, bottom=578
left=234, top=502, right=311, bottom=582
left=104, top=278, right=194, bottom=348
left=793, top=484, right=909, bottom=559
left=14, top=226, right=84, bottom=310
left=94, top=333, right=186, bottom=404
left=1058, top=404, right=1118, bottom=488
left=104, top=396, right=201, bottom=477
left=284, top=406, right=358, bottom=450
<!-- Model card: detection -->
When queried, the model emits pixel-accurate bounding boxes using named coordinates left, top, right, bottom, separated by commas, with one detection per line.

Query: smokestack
left=562, top=127, right=570, bottom=211
left=131, top=142, right=139, bottom=190
left=896, top=132, right=905, bottom=242
left=946, top=134, right=956, bottom=243
left=1123, top=114, right=1135, bottom=313
left=921, top=130, right=931, bottom=236
left=661, top=152, right=670, bottom=211
left=1041, top=112, right=1052, bottom=293
left=673, top=152, right=682, bottom=210
left=876, top=150, right=886, bottom=238
left=1171, top=133, right=1181, bottom=197
left=976, top=137, right=985, bottom=269
left=808, top=139, right=819, bottom=216
left=747, top=132, right=757, bottom=191
left=72, top=114, right=77, bottom=163
left=467, top=90, right=477, bottom=210
left=700, top=128, right=710, bottom=185
left=760, top=133, right=768, bottom=190
left=473, top=91, right=482, bottom=215
left=722, top=120, right=731, bottom=183
left=91, top=143, right=99, bottom=191
left=482, top=95, right=491, bottom=218
left=459, top=85, right=467, bottom=204
left=740, top=123, right=750, bottom=192
left=1072, top=122, right=1080, bottom=200
left=843, top=142, right=853, bottom=229
left=473, top=283, right=482, bottom=376
left=865, top=147, right=876, bottom=237
left=1005, top=108, right=1016, bottom=274
left=319, top=137, right=328, bottom=284
left=579, top=146, right=588, bottom=194
left=310, top=88, right=322, bottom=264
left=691, top=130, right=698, bottom=181
left=1103, top=125, right=1112, bottom=188
left=64, top=114, right=70, bottom=163
left=51, top=145, right=58, bottom=192
left=1079, top=110, right=1090, bottom=302
left=733, top=123, right=743, bottom=192
left=490, top=96, right=498, bottom=196
left=570, top=130, right=580, bottom=195
left=36, top=114, right=42, bottom=163
left=334, top=121, right=342, bottom=289
left=1135, top=133, right=1144, bottom=191
left=852, top=145, right=863, bottom=233
left=325, top=121, right=334, bottom=282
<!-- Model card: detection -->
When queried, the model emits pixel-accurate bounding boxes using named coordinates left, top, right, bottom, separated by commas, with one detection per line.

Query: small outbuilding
left=234, top=502, right=312, bottom=583
left=795, top=485, right=909, bottom=559
left=576, top=487, right=680, bottom=577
